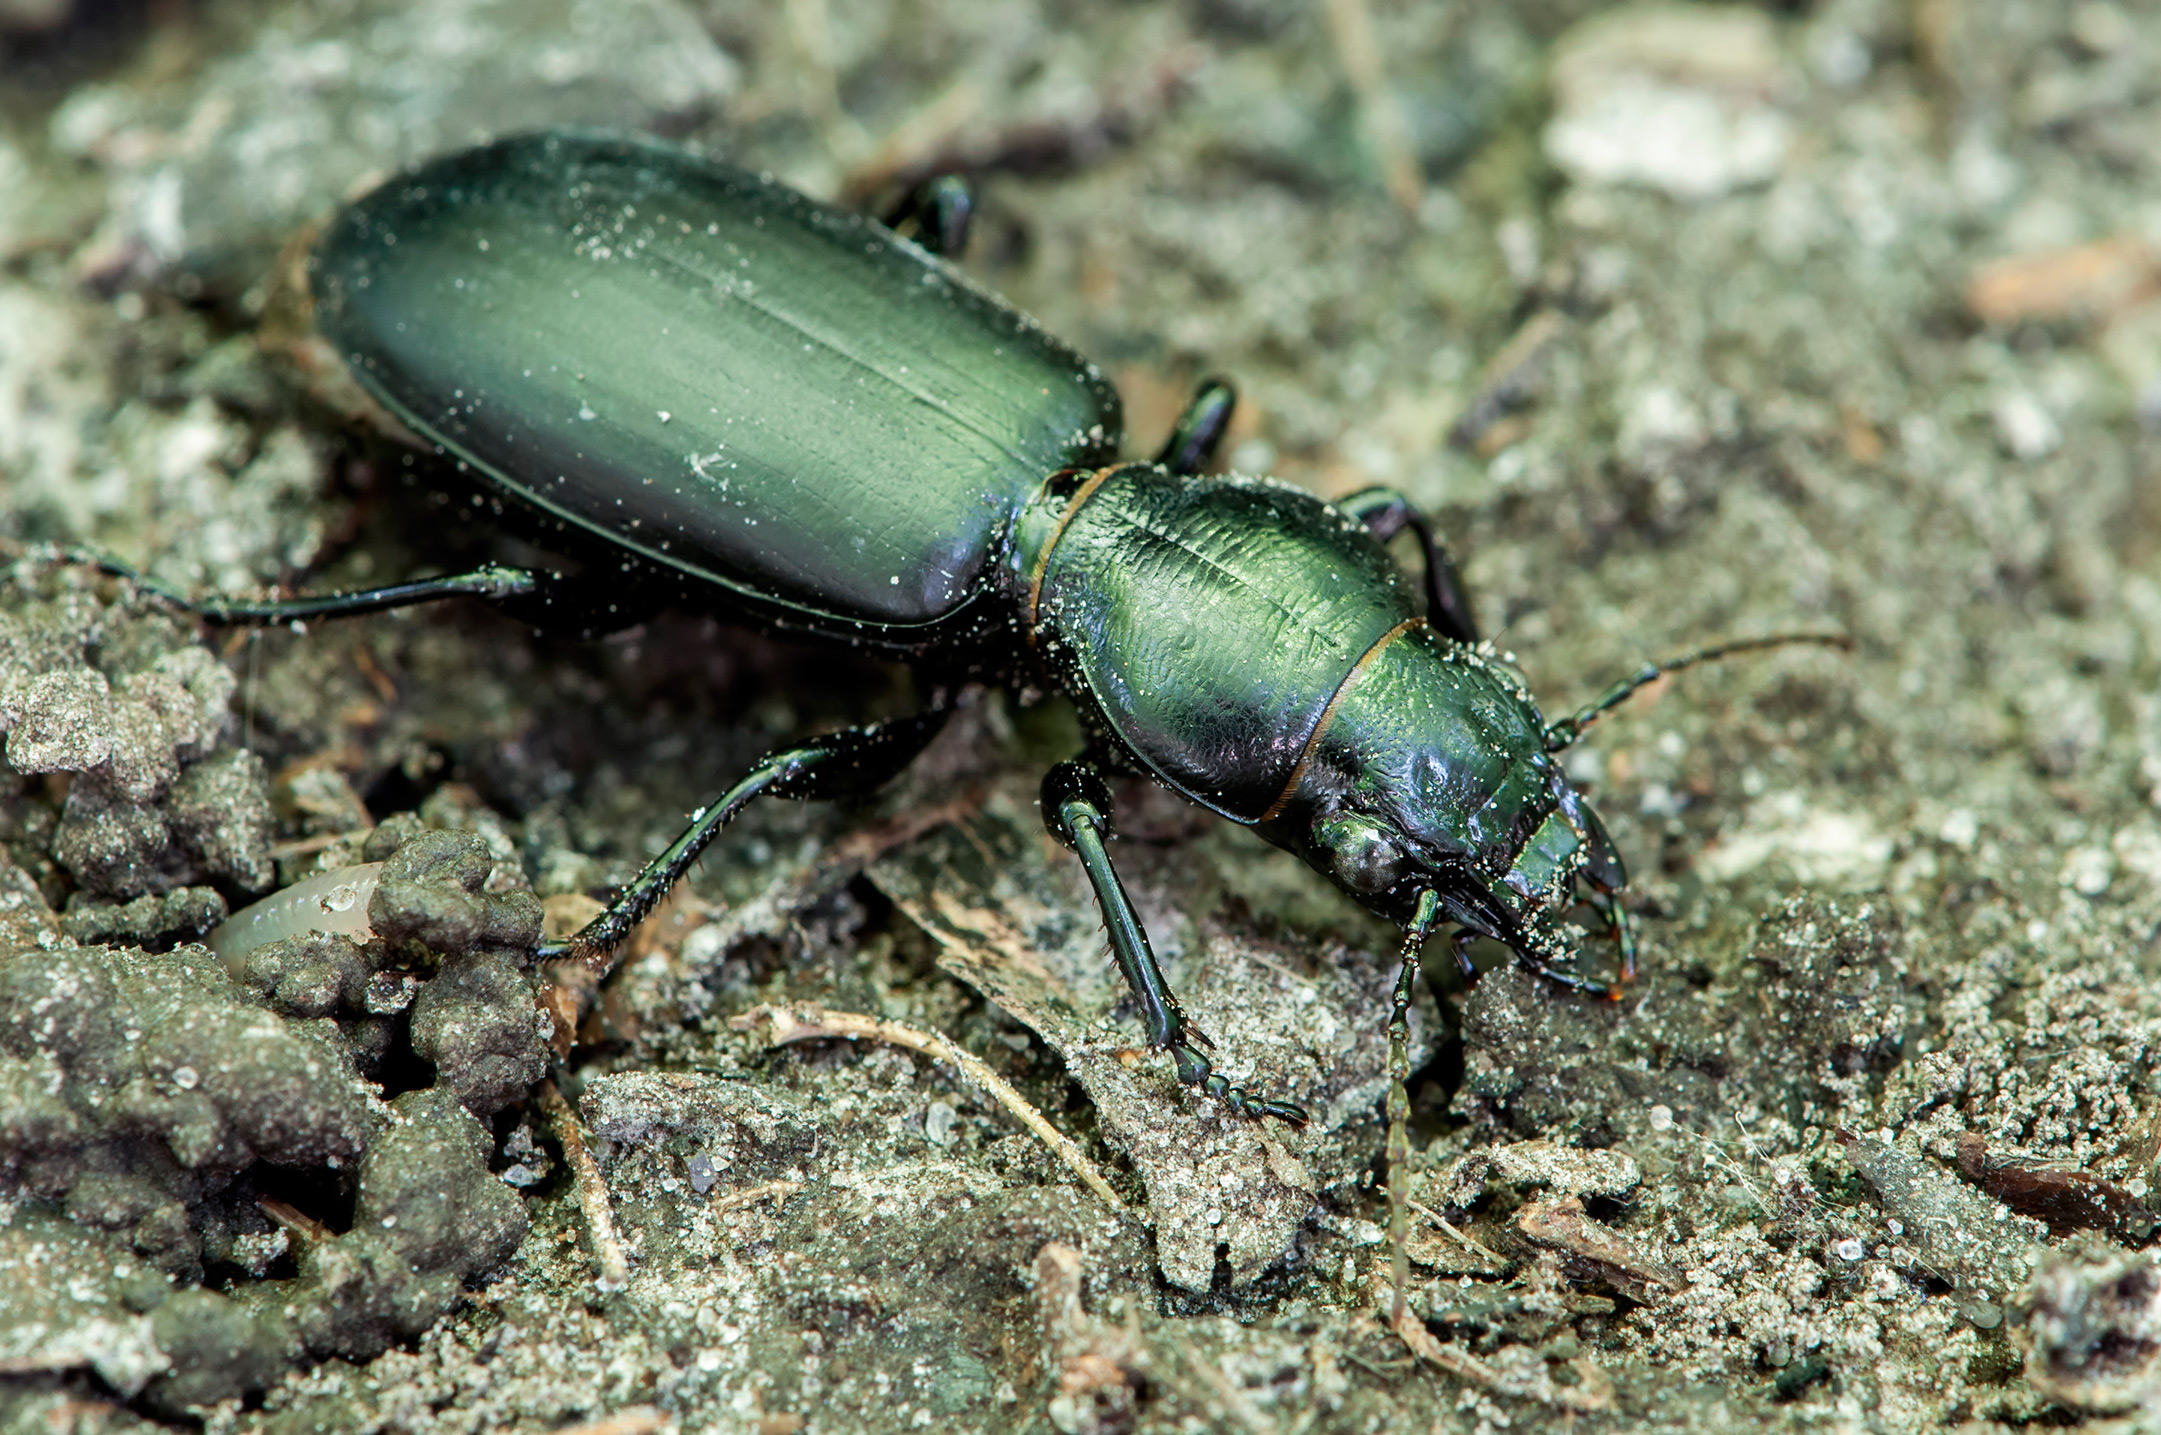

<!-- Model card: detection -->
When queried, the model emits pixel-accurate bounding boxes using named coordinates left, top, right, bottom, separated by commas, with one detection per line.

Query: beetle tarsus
left=881, top=173, right=975, bottom=257
left=1172, top=1041, right=1308, bottom=1125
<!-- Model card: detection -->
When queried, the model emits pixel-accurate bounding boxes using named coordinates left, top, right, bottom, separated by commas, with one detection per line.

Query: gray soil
left=5, top=0, right=2161, bottom=1431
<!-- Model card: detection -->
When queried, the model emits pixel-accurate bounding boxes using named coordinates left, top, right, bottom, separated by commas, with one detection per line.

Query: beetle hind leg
left=545, top=709, right=952, bottom=970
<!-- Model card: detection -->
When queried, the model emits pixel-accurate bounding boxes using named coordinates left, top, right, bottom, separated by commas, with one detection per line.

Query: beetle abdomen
left=1026, top=464, right=1415, bottom=820
left=312, top=131, right=1122, bottom=629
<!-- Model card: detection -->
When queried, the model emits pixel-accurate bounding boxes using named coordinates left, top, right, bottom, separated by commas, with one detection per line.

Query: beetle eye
left=1316, top=815, right=1408, bottom=895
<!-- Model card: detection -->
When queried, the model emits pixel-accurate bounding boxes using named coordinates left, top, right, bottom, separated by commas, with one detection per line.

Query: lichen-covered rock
left=370, top=826, right=543, bottom=956
left=409, top=948, right=549, bottom=1116
left=0, top=941, right=385, bottom=1196
left=141, top=1287, right=296, bottom=1417
left=285, top=1086, right=528, bottom=1362
left=60, top=884, right=226, bottom=949
left=2022, top=1242, right=2161, bottom=1414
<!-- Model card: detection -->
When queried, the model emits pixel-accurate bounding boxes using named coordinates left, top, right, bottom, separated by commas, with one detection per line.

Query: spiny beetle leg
left=83, top=548, right=543, bottom=625
left=1043, top=758, right=1305, bottom=1125
left=546, top=710, right=951, bottom=972
left=881, top=174, right=974, bottom=258
left=1154, top=377, right=1238, bottom=477
left=1334, top=487, right=1479, bottom=645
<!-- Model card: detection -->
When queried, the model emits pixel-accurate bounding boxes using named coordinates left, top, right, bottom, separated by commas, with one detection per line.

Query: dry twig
left=538, top=1079, right=631, bottom=1291
left=711, top=1179, right=803, bottom=1217
left=544, top=1408, right=666, bottom=1435
left=730, top=1002, right=1129, bottom=1217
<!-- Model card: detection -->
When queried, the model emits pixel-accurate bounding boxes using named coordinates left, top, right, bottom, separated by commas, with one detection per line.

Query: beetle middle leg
left=546, top=709, right=953, bottom=969
left=1041, top=758, right=1308, bottom=1125
left=1334, top=487, right=1479, bottom=644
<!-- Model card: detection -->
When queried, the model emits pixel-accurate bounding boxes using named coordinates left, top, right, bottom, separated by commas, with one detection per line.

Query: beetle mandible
left=152, top=131, right=1839, bottom=1142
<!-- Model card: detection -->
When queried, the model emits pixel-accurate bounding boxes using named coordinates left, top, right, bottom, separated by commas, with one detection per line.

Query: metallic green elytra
left=312, top=130, right=1120, bottom=640
left=177, top=130, right=1839, bottom=1133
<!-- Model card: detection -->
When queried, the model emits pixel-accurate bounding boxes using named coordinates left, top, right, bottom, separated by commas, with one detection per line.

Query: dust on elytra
left=5, top=0, right=2161, bottom=1431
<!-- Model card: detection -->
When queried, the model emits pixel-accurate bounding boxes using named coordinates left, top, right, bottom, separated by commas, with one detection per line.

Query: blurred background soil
left=5, top=0, right=2161, bottom=1431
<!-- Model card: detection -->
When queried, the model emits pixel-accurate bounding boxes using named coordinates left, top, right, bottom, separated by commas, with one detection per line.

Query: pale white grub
left=207, top=862, right=383, bottom=966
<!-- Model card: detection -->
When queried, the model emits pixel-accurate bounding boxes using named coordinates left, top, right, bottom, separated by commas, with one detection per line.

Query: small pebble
left=924, top=1101, right=957, bottom=1147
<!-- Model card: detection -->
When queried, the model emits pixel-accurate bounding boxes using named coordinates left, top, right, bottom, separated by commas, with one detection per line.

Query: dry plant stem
left=711, top=1179, right=803, bottom=1216
left=1380, top=1301, right=1504, bottom=1389
left=732, top=1002, right=1130, bottom=1217
left=538, top=1079, right=631, bottom=1291
left=1321, top=0, right=1422, bottom=214
left=544, top=1408, right=666, bottom=1435
left=1406, top=1197, right=1506, bottom=1263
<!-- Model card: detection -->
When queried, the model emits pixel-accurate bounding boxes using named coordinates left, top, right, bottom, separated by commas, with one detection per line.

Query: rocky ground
left=4, top=0, right=2161, bottom=1431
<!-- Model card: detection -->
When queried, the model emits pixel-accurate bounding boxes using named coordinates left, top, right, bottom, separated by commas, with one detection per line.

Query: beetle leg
left=1154, top=377, right=1238, bottom=476
left=546, top=710, right=952, bottom=970
left=1511, top=942, right=1615, bottom=999
left=1585, top=886, right=1637, bottom=984
left=1042, top=759, right=1307, bottom=1125
left=880, top=174, right=975, bottom=257
left=81, top=548, right=545, bottom=625
left=1450, top=929, right=1480, bottom=981
left=1332, top=488, right=1479, bottom=644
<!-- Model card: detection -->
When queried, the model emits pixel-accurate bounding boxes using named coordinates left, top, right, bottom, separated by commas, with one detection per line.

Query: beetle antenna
left=1542, top=631, right=1851, bottom=752
left=1387, top=889, right=1442, bottom=1327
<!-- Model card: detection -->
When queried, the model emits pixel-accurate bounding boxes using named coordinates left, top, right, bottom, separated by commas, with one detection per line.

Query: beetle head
left=1261, top=623, right=1629, bottom=988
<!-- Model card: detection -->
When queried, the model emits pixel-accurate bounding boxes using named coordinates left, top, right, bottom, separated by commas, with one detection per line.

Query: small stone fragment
left=1515, top=1196, right=1683, bottom=1300
left=1544, top=3, right=1790, bottom=200
left=61, top=886, right=227, bottom=950
left=1954, top=1132, right=2157, bottom=1243
left=1837, top=1130, right=2041, bottom=1303
left=2022, top=1243, right=2161, bottom=1414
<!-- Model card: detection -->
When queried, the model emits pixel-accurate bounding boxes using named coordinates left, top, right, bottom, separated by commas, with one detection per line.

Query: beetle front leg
left=880, top=174, right=974, bottom=257
left=1334, top=487, right=1479, bottom=645
left=1585, top=886, right=1637, bottom=984
left=549, top=710, right=951, bottom=970
left=1154, top=377, right=1238, bottom=477
left=1041, top=759, right=1307, bottom=1125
